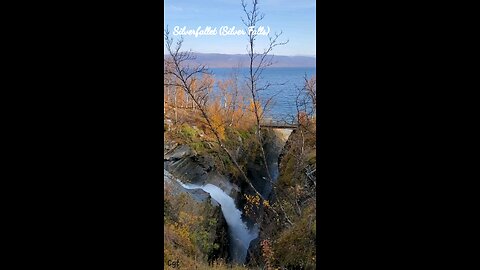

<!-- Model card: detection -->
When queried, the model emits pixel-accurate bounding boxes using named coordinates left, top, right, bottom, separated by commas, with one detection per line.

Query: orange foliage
left=261, top=239, right=275, bottom=270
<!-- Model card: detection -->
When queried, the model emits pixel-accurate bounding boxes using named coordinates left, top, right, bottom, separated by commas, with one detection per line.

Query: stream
left=168, top=171, right=259, bottom=264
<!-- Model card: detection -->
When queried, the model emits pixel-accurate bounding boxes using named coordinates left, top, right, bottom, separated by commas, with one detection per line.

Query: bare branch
left=164, top=28, right=267, bottom=202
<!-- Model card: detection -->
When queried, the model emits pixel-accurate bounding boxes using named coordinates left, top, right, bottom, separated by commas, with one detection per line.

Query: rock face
left=246, top=129, right=292, bottom=198
left=164, top=145, right=239, bottom=199
left=164, top=169, right=210, bottom=203
left=245, top=237, right=261, bottom=265
left=164, top=144, right=193, bottom=161
left=165, top=146, right=210, bottom=184
left=209, top=202, right=230, bottom=263
left=277, top=128, right=297, bottom=172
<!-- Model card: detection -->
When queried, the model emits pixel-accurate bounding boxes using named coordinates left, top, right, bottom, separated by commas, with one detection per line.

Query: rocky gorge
left=164, top=128, right=293, bottom=265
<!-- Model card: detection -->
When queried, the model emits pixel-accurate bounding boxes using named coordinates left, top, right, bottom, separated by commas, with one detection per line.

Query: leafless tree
left=216, top=66, right=252, bottom=129
left=163, top=60, right=176, bottom=122
left=164, top=27, right=268, bottom=204
left=241, top=0, right=292, bottom=226
left=304, top=74, right=316, bottom=116
left=291, top=74, right=317, bottom=196
left=242, top=0, right=289, bottom=180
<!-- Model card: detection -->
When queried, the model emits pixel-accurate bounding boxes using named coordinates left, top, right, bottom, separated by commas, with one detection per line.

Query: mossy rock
left=189, top=141, right=207, bottom=154
left=179, top=124, right=199, bottom=141
left=278, top=155, right=296, bottom=187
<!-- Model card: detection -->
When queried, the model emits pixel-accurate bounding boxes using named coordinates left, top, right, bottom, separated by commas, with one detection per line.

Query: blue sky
left=164, top=0, right=316, bottom=56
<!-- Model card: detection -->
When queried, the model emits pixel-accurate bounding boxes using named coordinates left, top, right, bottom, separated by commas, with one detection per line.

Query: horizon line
left=164, top=52, right=316, bottom=58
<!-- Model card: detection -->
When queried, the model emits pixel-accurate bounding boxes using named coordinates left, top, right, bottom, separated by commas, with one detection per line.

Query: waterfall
left=167, top=170, right=258, bottom=264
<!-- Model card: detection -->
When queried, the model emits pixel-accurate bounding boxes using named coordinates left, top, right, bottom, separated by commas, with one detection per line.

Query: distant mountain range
left=164, top=53, right=316, bottom=68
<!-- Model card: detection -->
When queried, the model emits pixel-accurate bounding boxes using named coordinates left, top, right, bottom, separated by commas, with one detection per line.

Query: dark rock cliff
left=208, top=201, right=230, bottom=263
left=165, top=145, right=240, bottom=199
left=245, top=128, right=295, bottom=266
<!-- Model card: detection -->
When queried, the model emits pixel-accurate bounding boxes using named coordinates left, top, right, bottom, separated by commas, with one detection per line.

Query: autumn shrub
left=164, top=181, right=233, bottom=268
left=179, top=124, right=198, bottom=141
left=260, top=239, right=275, bottom=270
left=243, top=194, right=261, bottom=219
left=189, top=141, right=208, bottom=154
left=273, top=204, right=316, bottom=269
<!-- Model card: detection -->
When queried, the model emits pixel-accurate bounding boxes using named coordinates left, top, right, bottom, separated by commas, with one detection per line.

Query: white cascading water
left=167, top=170, right=258, bottom=264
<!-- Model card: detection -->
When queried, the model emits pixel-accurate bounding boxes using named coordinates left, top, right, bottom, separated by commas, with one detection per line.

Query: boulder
left=164, top=145, right=195, bottom=161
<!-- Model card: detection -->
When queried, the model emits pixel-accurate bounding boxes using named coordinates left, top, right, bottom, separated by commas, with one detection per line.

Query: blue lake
left=209, top=67, right=316, bottom=122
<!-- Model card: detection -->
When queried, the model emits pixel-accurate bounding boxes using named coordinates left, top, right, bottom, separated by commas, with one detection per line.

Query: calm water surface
left=209, top=67, right=316, bottom=122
